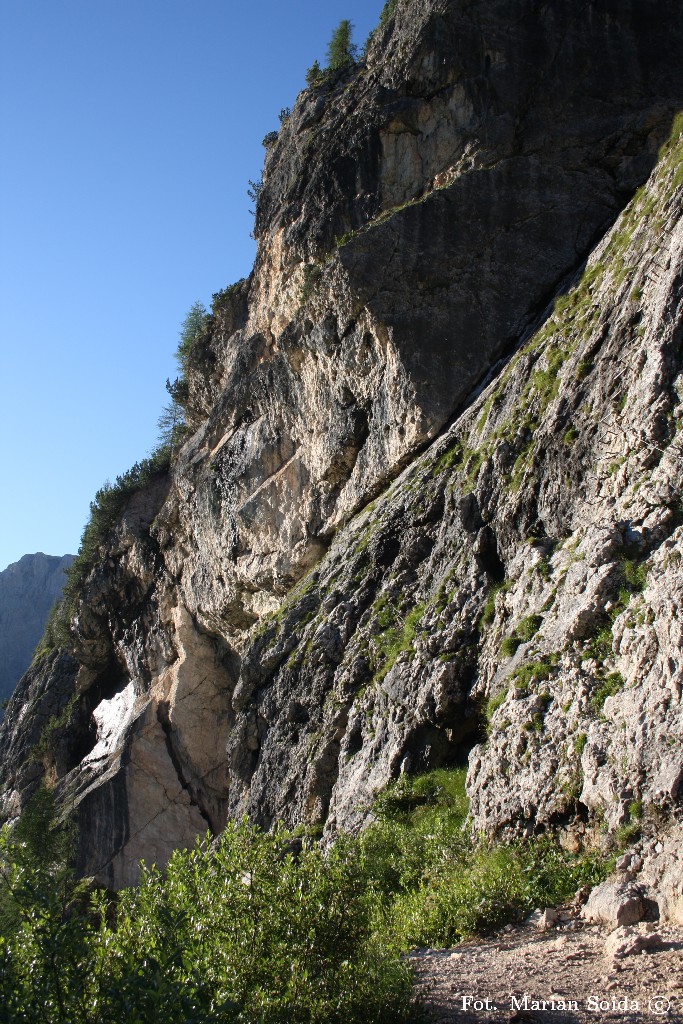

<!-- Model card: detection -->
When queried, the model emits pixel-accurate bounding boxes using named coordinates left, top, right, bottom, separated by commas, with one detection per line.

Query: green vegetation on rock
left=0, top=773, right=613, bottom=1022
left=0, top=793, right=413, bottom=1024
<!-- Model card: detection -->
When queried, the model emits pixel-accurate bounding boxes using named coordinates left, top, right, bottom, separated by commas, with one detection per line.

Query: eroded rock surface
left=1, top=0, right=683, bottom=889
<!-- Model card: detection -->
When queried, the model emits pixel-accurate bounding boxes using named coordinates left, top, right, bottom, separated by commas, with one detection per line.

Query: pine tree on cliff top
left=326, top=19, right=357, bottom=71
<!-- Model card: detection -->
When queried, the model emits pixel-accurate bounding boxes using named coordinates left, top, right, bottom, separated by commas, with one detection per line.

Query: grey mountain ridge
left=0, top=553, right=74, bottom=705
left=1, top=0, right=682, bottom=923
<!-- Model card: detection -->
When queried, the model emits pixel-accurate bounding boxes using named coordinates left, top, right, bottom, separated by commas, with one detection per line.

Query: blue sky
left=0, top=0, right=385, bottom=572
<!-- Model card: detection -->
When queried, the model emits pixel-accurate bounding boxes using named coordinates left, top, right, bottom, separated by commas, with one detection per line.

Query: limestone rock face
left=1, top=0, right=683, bottom=890
left=0, top=554, right=74, bottom=704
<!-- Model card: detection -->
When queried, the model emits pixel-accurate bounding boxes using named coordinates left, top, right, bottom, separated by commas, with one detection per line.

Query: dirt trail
left=411, top=918, right=683, bottom=1023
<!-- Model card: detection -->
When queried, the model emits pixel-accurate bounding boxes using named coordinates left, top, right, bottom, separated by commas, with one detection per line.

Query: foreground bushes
left=0, top=775, right=611, bottom=1022
left=0, top=794, right=412, bottom=1024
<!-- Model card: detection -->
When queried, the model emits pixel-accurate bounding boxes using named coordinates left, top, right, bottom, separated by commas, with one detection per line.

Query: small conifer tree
left=326, top=19, right=357, bottom=72
left=305, top=59, right=323, bottom=86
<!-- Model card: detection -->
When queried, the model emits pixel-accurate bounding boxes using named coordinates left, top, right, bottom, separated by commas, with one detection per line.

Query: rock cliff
left=0, top=554, right=73, bottom=706
left=1, top=0, right=682, bottom=902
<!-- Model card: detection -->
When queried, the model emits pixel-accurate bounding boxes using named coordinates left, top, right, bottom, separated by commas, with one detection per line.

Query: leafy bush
left=500, top=614, right=542, bottom=657
left=590, top=671, right=625, bottom=713
left=0, top=815, right=413, bottom=1024
left=500, top=635, right=521, bottom=658
left=161, top=299, right=209, bottom=442
left=0, top=769, right=615, bottom=1021
left=212, top=278, right=247, bottom=314
left=247, top=177, right=264, bottom=215
left=512, top=653, right=559, bottom=691
left=175, top=300, right=209, bottom=378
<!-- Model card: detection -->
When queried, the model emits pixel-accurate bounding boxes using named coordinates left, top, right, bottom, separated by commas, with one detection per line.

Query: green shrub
left=1, top=769, right=616, bottom=1021
left=502, top=614, right=543, bottom=658
left=174, top=300, right=208, bottom=377
left=485, top=689, right=507, bottom=727
left=370, top=598, right=426, bottom=682
left=247, top=177, right=263, bottom=214
left=0, top=815, right=413, bottom=1024
left=479, top=579, right=510, bottom=629
left=512, top=653, right=559, bottom=690
left=620, top=558, right=647, bottom=592
left=305, top=59, right=324, bottom=87
left=212, top=278, right=247, bottom=313
left=573, top=732, right=588, bottom=756
left=517, top=614, right=542, bottom=641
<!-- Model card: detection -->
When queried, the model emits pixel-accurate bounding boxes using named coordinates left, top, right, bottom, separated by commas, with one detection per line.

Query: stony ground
left=411, top=918, right=683, bottom=1023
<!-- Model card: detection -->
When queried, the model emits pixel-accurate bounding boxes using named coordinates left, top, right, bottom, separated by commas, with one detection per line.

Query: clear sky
left=0, top=0, right=385, bottom=573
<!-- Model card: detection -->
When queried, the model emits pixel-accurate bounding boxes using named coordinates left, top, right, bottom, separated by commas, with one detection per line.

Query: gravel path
left=410, top=918, right=683, bottom=1023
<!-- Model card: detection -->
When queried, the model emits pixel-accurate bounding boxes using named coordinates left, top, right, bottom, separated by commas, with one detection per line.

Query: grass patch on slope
left=358, top=768, right=607, bottom=950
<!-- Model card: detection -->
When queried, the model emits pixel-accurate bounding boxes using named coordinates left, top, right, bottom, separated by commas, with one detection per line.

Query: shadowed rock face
left=1, top=0, right=683, bottom=890
left=0, top=554, right=74, bottom=705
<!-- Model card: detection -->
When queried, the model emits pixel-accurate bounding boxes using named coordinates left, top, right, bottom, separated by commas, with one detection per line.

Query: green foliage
left=360, top=769, right=607, bottom=950
left=431, top=440, right=463, bottom=477
left=247, top=177, right=264, bottom=214
left=212, top=278, right=247, bottom=314
left=517, top=615, right=542, bottom=641
left=32, top=600, right=71, bottom=661
left=379, top=0, right=399, bottom=26
left=278, top=107, right=291, bottom=125
left=370, top=597, right=426, bottom=682
left=585, top=556, right=647, bottom=668
left=175, top=300, right=208, bottom=378
left=512, top=653, right=559, bottom=692
left=588, top=624, right=614, bottom=662
left=305, top=59, right=324, bottom=87
left=1, top=772, right=617, bottom=1021
left=38, top=446, right=172, bottom=656
left=536, top=556, right=551, bottom=581
left=157, top=395, right=188, bottom=449
left=0, top=812, right=413, bottom=1024
left=485, top=689, right=508, bottom=726
left=326, top=19, right=357, bottom=72
left=39, top=297, right=217, bottom=659
left=575, top=358, right=593, bottom=382
left=162, top=300, right=209, bottom=441
left=573, top=732, right=587, bottom=756
left=620, top=557, right=647, bottom=592
left=502, top=614, right=543, bottom=656
left=262, top=130, right=278, bottom=147
left=590, top=671, right=625, bottom=713
left=479, top=579, right=510, bottom=629
left=31, top=694, right=79, bottom=762
left=500, top=635, right=521, bottom=658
